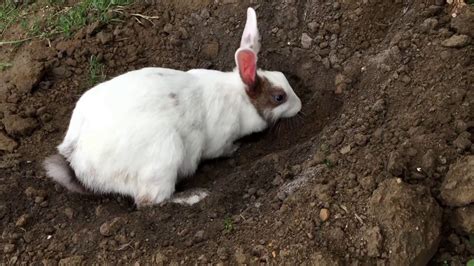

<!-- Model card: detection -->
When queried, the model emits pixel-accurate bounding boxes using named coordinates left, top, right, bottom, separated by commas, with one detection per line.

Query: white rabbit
left=44, top=7, right=302, bottom=207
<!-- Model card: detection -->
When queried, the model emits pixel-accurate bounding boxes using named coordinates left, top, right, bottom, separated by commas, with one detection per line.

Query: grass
left=1, top=0, right=133, bottom=41
left=0, top=1, right=20, bottom=35
left=88, top=55, right=105, bottom=86
left=223, top=217, right=234, bottom=233
left=0, top=62, right=13, bottom=71
left=323, top=158, right=334, bottom=168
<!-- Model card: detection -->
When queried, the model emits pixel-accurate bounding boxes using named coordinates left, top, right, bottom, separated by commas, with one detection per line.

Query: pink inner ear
left=237, top=49, right=257, bottom=87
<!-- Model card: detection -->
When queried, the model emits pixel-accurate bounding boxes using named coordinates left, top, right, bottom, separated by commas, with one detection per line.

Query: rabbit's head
left=235, top=8, right=302, bottom=122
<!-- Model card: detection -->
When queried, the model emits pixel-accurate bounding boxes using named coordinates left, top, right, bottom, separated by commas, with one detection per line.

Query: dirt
left=1, top=0, right=473, bottom=264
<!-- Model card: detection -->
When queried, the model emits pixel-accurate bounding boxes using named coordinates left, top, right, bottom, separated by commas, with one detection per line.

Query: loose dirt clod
left=319, top=208, right=330, bottom=222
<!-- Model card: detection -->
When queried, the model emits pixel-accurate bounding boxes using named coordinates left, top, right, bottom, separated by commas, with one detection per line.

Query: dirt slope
left=0, top=0, right=473, bottom=264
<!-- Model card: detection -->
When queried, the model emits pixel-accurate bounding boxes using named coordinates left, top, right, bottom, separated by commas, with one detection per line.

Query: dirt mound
left=0, top=0, right=473, bottom=264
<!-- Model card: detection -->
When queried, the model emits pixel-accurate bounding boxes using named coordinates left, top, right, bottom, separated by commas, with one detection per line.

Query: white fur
left=45, top=8, right=302, bottom=206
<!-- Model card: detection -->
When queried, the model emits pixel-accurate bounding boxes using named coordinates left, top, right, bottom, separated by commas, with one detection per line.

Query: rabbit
left=44, top=7, right=302, bottom=207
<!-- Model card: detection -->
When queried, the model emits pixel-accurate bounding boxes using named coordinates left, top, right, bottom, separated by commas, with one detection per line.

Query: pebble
left=453, top=133, right=472, bottom=150
left=3, top=243, right=15, bottom=253
left=301, top=33, right=313, bottom=49
left=217, top=247, right=228, bottom=260
left=100, top=217, right=124, bottom=236
left=307, top=22, right=319, bottom=33
left=0, top=132, right=18, bottom=152
left=450, top=205, right=474, bottom=235
left=441, top=34, right=471, bottom=48
left=354, top=133, right=368, bottom=146
left=15, top=214, right=29, bottom=227
left=58, top=256, right=83, bottom=266
left=193, top=230, right=205, bottom=243
left=201, top=41, right=219, bottom=59
left=319, top=208, right=330, bottom=222
left=311, top=150, right=326, bottom=165
left=64, top=207, right=74, bottom=219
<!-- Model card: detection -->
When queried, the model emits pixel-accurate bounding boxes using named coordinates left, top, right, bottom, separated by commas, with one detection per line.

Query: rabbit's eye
left=272, top=92, right=287, bottom=104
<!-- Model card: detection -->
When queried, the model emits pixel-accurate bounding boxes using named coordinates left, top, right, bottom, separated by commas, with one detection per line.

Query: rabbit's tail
left=43, top=154, right=87, bottom=194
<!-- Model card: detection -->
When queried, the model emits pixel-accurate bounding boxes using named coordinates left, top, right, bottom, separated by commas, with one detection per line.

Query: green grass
left=468, top=0, right=474, bottom=5
left=467, top=259, right=474, bottom=266
left=0, top=62, right=13, bottom=71
left=223, top=217, right=234, bottom=233
left=53, top=0, right=132, bottom=36
left=1, top=0, right=133, bottom=40
left=89, top=55, right=105, bottom=86
left=324, top=159, right=334, bottom=168
left=0, top=1, right=20, bottom=35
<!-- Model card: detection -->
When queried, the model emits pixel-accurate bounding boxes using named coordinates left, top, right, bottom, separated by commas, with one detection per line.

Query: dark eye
left=272, top=93, right=286, bottom=104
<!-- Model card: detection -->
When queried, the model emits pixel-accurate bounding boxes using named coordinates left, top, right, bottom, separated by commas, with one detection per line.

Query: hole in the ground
left=177, top=68, right=343, bottom=195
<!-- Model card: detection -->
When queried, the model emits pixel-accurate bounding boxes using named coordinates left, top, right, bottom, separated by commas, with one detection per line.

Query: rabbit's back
left=59, top=68, right=206, bottom=195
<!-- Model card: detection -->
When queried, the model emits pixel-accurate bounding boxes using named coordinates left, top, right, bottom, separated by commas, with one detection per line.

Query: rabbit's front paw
left=170, top=188, right=209, bottom=206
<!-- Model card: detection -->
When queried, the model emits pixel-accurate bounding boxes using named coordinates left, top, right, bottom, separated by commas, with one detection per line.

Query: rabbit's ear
left=239, top=7, right=260, bottom=54
left=235, top=48, right=257, bottom=91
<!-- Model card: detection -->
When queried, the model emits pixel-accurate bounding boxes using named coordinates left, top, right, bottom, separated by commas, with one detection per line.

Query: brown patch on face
left=246, top=75, right=287, bottom=121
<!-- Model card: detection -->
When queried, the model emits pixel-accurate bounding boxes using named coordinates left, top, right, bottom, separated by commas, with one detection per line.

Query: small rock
left=193, top=230, right=205, bottom=243
left=365, top=226, right=383, bottom=257
left=454, top=120, right=468, bottom=133
left=421, top=18, right=438, bottom=32
left=319, top=208, right=330, bottom=222
left=58, top=256, right=83, bottom=266
left=41, top=259, right=58, bottom=266
left=201, top=41, right=219, bottom=60
left=163, top=23, right=173, bottom=34
left=440, top=156, right=474, bottom=206
left=372, top=99, right=385, bottom=113
left=310, top=252, right=341, bottom=265
left=2, top=115, right=38, bottom=137
left=100, top=217, right=124, bottom=236
left=387, top=151, right=406, bottom=176
left=86, top=21, right=101, bottom=35
left=441, top=34, right=471, bottom=48
left=354, top=133, right=368, bottom=146
left=451, top=8, right=474, bottom=38
left=301, top=33, right=313, bottom=49
left=450, top=205, right=474, bottom=235
left=217, top=246, right=228, bottom=260
left=330, top=131, right=344, bottom=146
left=3, top=243, right=15, bottom=253
left=0, top=132, right=18, bottom=152
left=359, top=175, right=376, bottom=191
left=339, top=145, right=351, bottom=155
left=251, top=245, right=265, bottom=257
left=154, top=251, right=168, bottom=264
left=96, top=31, right=113, bottom=45
left=64, top=208, right=74, bottom=219
left=15, top=214, right=29, bottom=227
left=51, top=66, right=71, bottom=78
left=311, top=150, right=326, bottom=165
left=453, top=133, right=472, bottom=150
left=308, top=22, right=319, bottom=33
left=234, top=247, right=247, bottom=264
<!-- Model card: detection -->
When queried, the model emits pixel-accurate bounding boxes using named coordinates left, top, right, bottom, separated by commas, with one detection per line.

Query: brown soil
left=1, top=0, right=473, bottom=264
